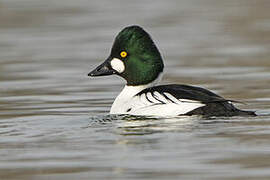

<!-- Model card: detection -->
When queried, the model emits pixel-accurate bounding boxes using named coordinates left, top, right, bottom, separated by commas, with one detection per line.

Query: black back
left=137, top=84, right=226, bottom=103
left=136, top=84, right=256, bottom=116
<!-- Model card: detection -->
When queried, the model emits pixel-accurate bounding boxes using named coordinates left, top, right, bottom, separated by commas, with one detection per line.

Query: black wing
left=136, top=84, right=255, bottom=116
left=136, top=84, right=227, bottom=103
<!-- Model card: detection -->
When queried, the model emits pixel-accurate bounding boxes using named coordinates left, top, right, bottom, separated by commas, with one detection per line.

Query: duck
left=88, top=25, right=255, bottom=117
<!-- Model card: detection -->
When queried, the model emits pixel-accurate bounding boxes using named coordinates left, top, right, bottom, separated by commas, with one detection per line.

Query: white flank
left=110, top=58, right=125, bottom=73
left=130, top=101, right=205, bottom=116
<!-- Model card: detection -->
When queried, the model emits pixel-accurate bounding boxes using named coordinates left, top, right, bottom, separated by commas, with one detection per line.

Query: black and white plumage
left=136, top=84, right=255, bottom=116
left=109, top=83, right=255, bottom=117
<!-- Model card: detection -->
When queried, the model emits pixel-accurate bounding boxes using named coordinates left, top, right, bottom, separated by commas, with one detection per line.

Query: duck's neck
left=110, top=73, right=163, bottom=114
left=121, top=72, right=163, bottom=97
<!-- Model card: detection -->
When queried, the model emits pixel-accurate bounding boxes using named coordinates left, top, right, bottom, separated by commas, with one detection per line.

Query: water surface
left=1, top=0, right=270, bottom=179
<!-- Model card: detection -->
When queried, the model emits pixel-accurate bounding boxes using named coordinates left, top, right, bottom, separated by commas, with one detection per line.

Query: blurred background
left=0, top=0, right=270, bottom=180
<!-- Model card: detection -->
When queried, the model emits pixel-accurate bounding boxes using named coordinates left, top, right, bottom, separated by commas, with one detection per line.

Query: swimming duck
left=88, top=25, right=255, bottom=117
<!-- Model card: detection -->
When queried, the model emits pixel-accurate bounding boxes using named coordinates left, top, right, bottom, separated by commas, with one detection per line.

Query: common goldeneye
left=88, top=25, right=255, bottom=117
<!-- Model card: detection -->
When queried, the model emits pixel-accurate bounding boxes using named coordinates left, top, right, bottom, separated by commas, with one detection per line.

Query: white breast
left=110, top=85, right=148, bottom=114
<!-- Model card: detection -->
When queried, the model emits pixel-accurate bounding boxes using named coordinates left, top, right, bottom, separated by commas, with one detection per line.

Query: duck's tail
left=236, top=109, right=256, bottom=116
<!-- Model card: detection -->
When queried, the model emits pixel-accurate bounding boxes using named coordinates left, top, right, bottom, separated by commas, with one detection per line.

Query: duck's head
left=88, top=25, right=164, bottom=86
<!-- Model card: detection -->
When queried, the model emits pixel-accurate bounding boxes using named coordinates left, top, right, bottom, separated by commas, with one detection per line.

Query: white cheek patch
left=110, top=58, right=125, bottom=73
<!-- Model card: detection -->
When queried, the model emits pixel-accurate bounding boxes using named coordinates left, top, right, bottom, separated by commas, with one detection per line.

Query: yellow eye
left=120, top=51, right=128, bottom=58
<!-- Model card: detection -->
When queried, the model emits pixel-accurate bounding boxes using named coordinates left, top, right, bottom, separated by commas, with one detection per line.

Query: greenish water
left=1, top=0, right=270, bottom=179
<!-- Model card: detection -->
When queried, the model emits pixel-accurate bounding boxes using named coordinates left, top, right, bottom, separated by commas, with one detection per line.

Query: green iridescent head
left=88, top=25, right=164, bottom=86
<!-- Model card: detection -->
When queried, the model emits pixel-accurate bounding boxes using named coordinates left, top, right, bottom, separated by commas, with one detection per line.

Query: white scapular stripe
left=163, top=92, right=180, bottom=104
left=140, top=93, right=152, bottom=105
left=146, top=92, right=160, bottom=103
left=153, top=91, right=169, bottom=103
left=110, top=58, right=125, bottom=73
